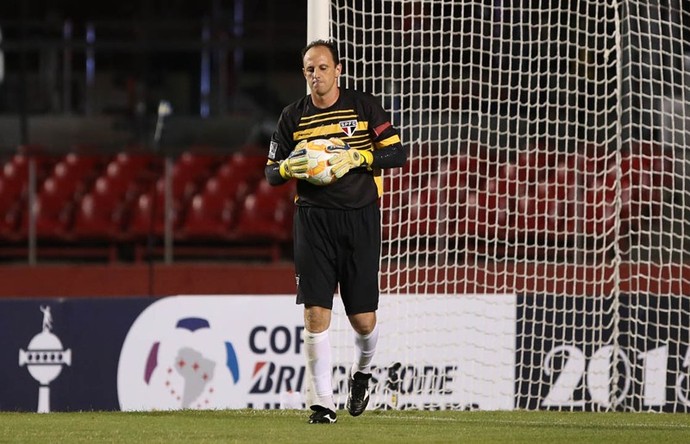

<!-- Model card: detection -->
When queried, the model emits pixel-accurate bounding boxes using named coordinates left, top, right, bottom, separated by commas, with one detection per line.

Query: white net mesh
left=326, top=0, right=690, bottom=412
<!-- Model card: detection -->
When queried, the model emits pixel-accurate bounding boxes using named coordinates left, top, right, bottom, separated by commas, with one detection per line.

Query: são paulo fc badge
left=339, top=119, right=357, bottom=137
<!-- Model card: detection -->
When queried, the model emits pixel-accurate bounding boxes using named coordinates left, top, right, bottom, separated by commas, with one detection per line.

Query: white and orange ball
left=292, top=138, right=349, bottom=186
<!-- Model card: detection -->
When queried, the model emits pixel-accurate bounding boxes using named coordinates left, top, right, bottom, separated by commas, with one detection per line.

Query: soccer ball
left=294, top=138, right=348, bottom=186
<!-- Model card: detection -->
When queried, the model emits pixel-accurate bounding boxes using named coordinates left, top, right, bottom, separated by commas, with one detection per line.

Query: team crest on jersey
left=339, top=120, right=358, bottom=137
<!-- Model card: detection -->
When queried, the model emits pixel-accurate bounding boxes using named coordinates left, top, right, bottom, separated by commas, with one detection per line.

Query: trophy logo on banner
left=18, top=305, right=72, bottom=413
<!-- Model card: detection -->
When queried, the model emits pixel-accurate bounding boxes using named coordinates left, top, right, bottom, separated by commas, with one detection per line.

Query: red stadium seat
left=0, top=154, right=62, bottom=239
left=438, top=153, right=485, bottom=192
left=233, top=181, right=292, bottom=241
left=385, top=185, right=440, bottom=240
left=100, top=154, right=160, bottom=204
left=512, top=181, right=564, bottom=244
left=0, top=162, right=27, bottom=214
left=402, top=156, right=436, bottom=190
left=181, top=177, right=236, bottom=238
left=0, top=196, right=23, bottom=241
left=225, top=153, right=267, bottom=185
left=380, top=174, right=403, bottom=224
left=63, top=153, right=102, bottom=177
left=382, top=172, right=411, bottom=208
left=3, top=154, right=29, bottom=181
left=621, top=151, right=669, bottom=220
left=33, top=200, right=71, bottom=239
left=213, top=163, right=253, bottom=204
left=72, top=177, right=126, bottom=239
left=37, top=172, right=81, bottom=212
left=579, top=178, right=617, bottom=239
left=165, top=152, right=221, bottom=203
left=29, top=153, right=106, bottom=239
left=513, top=149, right=558, bottom=184
left=125, top=190, right=176, bottom=238
left=103, top=161, right=137, bottom=198
left=459, top=178, right=510, bottom=241
left=32, top=164, right=89, bottom=239
left=176, top=152, right=219, bottom=179
left=404, top=156, right=436, bottom=177
left=0, top=155, right=33, bottom=239
left=114, top=152, right=157, bottom=172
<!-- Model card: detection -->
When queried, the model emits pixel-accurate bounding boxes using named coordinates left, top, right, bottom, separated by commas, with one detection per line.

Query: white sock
left=304, top=329, right=335, bottom=411
left=351, top=324, right=379, bottom=376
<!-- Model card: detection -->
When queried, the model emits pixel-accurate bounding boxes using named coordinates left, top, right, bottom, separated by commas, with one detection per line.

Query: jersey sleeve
left=268, top=105, right=298, bottom=162
left=360, top=93, right=402, bottom=149
left=361, top=92, right=406, bottom=169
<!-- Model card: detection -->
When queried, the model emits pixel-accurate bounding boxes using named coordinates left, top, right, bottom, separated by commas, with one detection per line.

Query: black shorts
left=293, top=202, right=381, bottom=315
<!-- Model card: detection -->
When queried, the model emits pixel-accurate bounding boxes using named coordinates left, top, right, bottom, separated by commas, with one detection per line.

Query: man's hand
left=328, top=149, right=373, bottom=178
left=279, top=148, right=309, bottom=179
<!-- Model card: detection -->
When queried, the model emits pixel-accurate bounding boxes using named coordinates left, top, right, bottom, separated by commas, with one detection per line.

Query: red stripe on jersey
left=373, top=122, right=391, bottom=138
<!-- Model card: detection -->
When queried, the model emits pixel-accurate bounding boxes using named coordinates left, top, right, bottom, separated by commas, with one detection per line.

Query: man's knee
left=348, top=311, right=377, bottom=335
left=304, top=305, right=332, bottom=333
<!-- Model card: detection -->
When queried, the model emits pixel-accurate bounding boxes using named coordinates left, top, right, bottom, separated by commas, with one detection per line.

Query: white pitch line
left=366, top=413, right=690, bottom=429
left=229, top=409, right=690, bottom=429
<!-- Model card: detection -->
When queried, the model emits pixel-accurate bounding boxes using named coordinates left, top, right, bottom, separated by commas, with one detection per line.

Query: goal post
left=310, top=0, right=690, bottom=412
left=307, top=0, right=331, bottom=44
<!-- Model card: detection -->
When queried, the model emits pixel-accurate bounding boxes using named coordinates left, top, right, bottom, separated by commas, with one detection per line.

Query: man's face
left=302, top=45, right=341, bottom=97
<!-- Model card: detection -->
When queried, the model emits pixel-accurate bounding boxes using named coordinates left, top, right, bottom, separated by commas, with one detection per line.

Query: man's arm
left=265, top=105, right=309, bottom=185
left=265, top=161, right=286, bottom=186
left=329, top=139, right=406, bottom=179
left=329, top=103, right=407, bottom=177
left=265, top=148, right=310, bottom=185
left=372, top=142, right=406, bottom=169
left=368, top=99, right=407, bottom=170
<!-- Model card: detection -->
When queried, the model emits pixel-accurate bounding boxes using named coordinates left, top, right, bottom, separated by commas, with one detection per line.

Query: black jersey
left=269, top=89, right=402, bottom=209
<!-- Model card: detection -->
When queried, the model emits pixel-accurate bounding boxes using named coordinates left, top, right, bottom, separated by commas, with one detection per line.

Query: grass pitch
left=1, top=409, right=689, bottom=443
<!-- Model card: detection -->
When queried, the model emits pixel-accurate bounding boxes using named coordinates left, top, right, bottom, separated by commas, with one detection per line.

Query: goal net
left=323, top=0, right=690, bottom=412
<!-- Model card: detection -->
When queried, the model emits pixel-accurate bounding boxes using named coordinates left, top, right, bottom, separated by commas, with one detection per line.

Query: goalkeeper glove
left=328, top=149, right=374, bottom=179
left=279, top=148, right=309, bottom=180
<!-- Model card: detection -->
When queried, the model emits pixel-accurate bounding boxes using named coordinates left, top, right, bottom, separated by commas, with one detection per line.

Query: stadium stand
left=396, top=141, right=671, bottom=262
left=0, top=139, right=673, bottom=264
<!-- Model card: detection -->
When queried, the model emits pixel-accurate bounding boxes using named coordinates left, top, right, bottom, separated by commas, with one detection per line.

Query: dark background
left=0, top=0, right=308, bottom=151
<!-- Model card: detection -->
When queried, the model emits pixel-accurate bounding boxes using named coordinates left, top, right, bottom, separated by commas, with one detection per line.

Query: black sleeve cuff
left=265, top=163, right=288, bottom=186
left=372, top=143, right=407, bottom=169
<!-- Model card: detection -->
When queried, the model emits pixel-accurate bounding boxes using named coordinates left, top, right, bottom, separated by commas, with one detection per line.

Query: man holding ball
left=265, top=39, right=407, bottom=424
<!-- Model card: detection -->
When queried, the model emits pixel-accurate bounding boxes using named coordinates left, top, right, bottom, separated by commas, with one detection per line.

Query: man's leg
left=346, top=311, right=378, bottom=416
left=304, top=305, right=337, bottom=423
left=348, top=311, right=378, bottom=373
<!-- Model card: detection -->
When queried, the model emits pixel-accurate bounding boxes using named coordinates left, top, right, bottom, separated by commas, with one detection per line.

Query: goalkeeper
left=265, top=39, right=406, bottom=424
